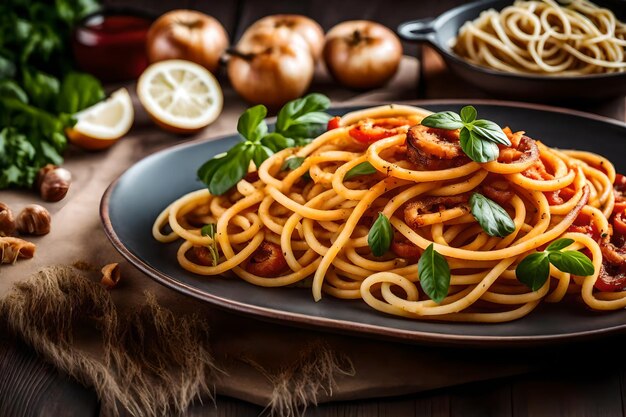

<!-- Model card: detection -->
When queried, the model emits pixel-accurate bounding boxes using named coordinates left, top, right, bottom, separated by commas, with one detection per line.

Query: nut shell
left=101, top=263, right=121, bottom=289
left=0, top=203, right=16, bottom=237
left=16, top=204, right=51, bottom=235
left=39, top=167, right=72, bottom=202
left=36, top=164, right=57, bottom=190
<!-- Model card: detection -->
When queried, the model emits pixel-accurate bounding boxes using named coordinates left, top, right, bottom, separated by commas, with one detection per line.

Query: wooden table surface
left=2, top=0, right=626, bottom=416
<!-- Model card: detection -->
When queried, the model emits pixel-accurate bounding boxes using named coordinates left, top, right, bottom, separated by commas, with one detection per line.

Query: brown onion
left=227, top=27, right=314, bottom=108
left=146, top=9, right=229, bottom=74
left=242, top=14, right=324, bottom=61
left=323, top=20, right=402, bottom=89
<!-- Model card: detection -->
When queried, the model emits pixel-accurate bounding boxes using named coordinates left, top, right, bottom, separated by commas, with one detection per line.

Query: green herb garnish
left=280, top=156, right=306, bottom=172
left=516, top=238, right=595, bottom=291
left=198, top=94, right=331, bottom=195
left=418, top=243, right=451, bottom=303
left=201, top=223, right=219, bottom=267
left=420, top=105, right=511, bottom=163
left=0, top=0, right=104, bottom=189
left=344, top=161, right=378, bottom=181
left=469, top=193, right=515, bottom=238
left=367, top=213, right=393, bottom=257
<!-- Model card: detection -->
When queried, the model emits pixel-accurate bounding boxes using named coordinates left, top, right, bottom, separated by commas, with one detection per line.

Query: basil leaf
left=208, top=144, right=254, bottom=195
left=276, top=94, right=332, bottom=139
left=472, top=119, right=511, bottom=146
left=201, top=223, right=216, bottom=239
left=516, top=252, right=550, bottom=291
left=281, top=156, right=305, bottom=172
left=276, top=93, right=331, bottom=133
left=260, top=133, right=295, bottom=153
left=460, top=106, right=477, bottom=124
left=197, top=153, right=227, bottom=185
left=420, top=111, right=464, bottom=130
left=546, top=238, right=575, bottom=252
left=368, top=213, right=393, bottom=257
left=345, top=161, right=378, bottom=180
left=252, top=145, right=273, bottom=169
left=279, top=121, right=329, bottom=141
left=237, top=105, right=268, bottom=142
left=469, top=193, right=515, bottom=237
left=548, top=251, right=595, bottom=276
left=459, top=127, right=499, bottom=163
left=418, top=243, right=451, bottom=303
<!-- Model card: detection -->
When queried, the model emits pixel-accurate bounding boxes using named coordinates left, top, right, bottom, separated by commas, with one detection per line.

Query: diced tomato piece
left=327, top=116, right=341, bottom=130
left=595, top=263, right=626, bottom=292
left=615, top=173, right=626, bottom=192
left=613, top=210, right=626, bottom=236
left=348, top=117, right=409, bottom=144
left=568, top=212, right=601, bottom=241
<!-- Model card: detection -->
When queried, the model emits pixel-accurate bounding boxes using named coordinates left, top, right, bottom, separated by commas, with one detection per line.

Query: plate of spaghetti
left=101, top=99, right=626, bottom=346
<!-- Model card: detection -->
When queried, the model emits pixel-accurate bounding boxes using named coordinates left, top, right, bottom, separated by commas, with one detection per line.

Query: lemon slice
left=67, top=88, right=134, bottom=150
left=137, top=59, right=223, bottom=134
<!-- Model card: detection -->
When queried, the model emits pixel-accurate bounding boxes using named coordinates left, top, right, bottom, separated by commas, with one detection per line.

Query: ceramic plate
left=101, top=100, right=626, bottom=347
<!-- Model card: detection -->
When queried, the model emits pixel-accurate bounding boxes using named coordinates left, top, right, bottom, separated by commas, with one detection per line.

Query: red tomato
left=567, top=212, right=601, bottom=241
left=327, top=116, right=341, bottom=130
left=613, top=210, right=626, bottom=236
left=615, top=173, right=626, bottom=192
left=594, top=263, right=626, bottom=292
left=613, top=201, right=626, bottom=214
left=391, top=239, right=421, bottom=259
left=348, top=117, right=409, bottom=144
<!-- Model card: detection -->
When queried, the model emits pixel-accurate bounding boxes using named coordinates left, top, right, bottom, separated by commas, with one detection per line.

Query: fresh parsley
left=344, top=161, right=378, bottom=181
left=469, top=193, right=515, bottom=238
left=0, top=0, right=104, bottom=189
left=418, top=243, right=451, bottom=303
left=201, top=223, right=219, bottom=267
left=516, top=238, right=595, bottom=291
left=368, top=213, right=393, bottom=257
left=420, top=105, right=511, bottom=163
left=197, top=94, right=331, bottom=195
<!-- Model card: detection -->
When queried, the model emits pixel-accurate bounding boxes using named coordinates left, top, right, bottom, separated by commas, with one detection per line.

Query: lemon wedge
left=67, top=88, right=134, bottom=150
left=137, top=59, right=223, bottom=134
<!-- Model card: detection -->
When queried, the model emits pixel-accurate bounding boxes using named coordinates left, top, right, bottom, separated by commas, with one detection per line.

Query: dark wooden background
left=2, top=0, right=626, bottom=416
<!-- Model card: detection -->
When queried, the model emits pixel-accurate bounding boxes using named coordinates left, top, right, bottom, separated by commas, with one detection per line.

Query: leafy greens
left=0, top=0, right=104, bottom=188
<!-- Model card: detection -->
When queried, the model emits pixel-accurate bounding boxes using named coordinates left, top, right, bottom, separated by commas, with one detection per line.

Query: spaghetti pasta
left=153, top=104, right=626, bottom=323
left=452, top=0, right=626, bottom=75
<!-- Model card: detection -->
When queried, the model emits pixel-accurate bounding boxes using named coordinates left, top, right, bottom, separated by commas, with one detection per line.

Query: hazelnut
left=0, top=203, right=16, bottom=237
left=36, top=164, right=57, bottom=190
left=16, top=204, right=51, bottom=235
left=37, top=165, right=71, bottom=202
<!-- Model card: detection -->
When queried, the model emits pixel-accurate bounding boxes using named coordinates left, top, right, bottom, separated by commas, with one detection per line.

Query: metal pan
left=397, top=0, right=626, bottom=102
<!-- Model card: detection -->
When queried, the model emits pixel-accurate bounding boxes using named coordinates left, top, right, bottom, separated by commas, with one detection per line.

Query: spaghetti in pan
left=153, top=104, right=626, bottom=323
left=453, top=0, right=626, bottom=75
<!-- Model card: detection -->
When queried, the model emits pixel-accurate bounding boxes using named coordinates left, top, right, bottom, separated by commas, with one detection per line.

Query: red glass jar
left=73, top=9, right=154, bottom=82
